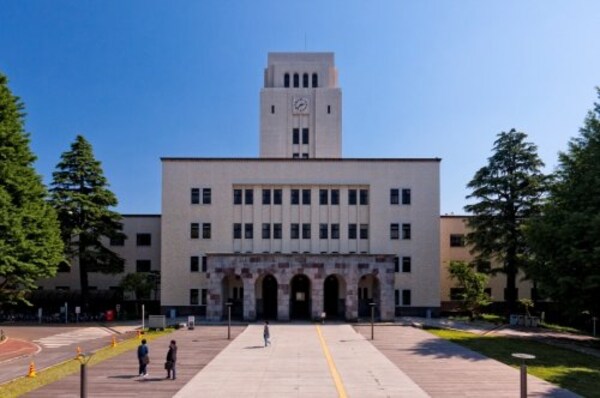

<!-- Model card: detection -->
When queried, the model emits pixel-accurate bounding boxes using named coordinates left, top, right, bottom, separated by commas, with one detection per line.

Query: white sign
left=75, top=306, right=81, bottom=314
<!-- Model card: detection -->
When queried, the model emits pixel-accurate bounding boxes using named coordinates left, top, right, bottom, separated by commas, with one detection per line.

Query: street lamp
left=77, top=351, right=94, bottom=398
left=512, top=353, right=535, bottom=398
left=369, top=302, right=376, bottom=340
left=226, top=302, right=233, bottom=340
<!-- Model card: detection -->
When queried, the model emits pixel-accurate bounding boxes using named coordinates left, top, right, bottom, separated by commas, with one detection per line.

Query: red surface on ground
left=0, top=338, right=39, bottom=362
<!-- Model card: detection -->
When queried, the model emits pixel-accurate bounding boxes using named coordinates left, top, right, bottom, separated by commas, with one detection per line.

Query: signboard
left=116, top=304, right=121, bottom=312
left=75, top=306, right=81, bottom=314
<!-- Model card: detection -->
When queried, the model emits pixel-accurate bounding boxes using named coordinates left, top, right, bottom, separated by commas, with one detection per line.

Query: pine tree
left=465, top=129, right=546, bottom=315
left=0, top=73, right=64, bottom=306
left=50, top=135, right=125, bottom=307
left=527, top=89, right=600, bottom=317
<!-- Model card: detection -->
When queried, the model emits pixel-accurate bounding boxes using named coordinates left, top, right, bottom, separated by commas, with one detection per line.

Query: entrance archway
left=358, top=274, right=380, bottom=318
left=290, top=274, right=311, bottom=320
left=221, top=274, right=244, bottom=320
left=260, top=274, right=278, bottom=320
left=323, top=274, right=346, bottom=319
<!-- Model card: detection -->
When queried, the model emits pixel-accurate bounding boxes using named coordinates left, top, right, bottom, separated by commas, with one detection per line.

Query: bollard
left=27, top=361, right=37, bottom=378
left=76, top=346, right=82, bottom=358
left=369, top=302, right=376, bottom=340
left=226, top=302, right=232, bottom=340
left=512, top=353, right=535, bottom=398
left=137, top=330, right=142, bottom=340
left=111, top=336, right=117, bottom=348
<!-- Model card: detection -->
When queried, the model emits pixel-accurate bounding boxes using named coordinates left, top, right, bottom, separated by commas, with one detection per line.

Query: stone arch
left=289, top=273, right=311, bottom=320
left=323, top=274, right=347, bottom=320
left=221, top=274, right=244, bottom=320
left=255, top=273, right=278, bottom=320
left=357, top=274, right=380, bottom=318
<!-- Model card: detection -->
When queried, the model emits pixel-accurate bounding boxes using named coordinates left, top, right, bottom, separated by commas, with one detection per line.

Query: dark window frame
left=136, top=233, right=151, bottom=246
left=191, top=188, right=200, bottom=204
left=190, top=223, right=199, bottom=239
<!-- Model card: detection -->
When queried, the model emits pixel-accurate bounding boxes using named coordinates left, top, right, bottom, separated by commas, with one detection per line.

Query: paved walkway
left=12, top=323, right=582, bottom=397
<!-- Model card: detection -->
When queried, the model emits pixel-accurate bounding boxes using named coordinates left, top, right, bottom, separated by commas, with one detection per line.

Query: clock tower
left=259, top=53, right=342, bottom=158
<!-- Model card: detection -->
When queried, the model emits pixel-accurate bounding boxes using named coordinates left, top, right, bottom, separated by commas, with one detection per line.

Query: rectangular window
left=394, top=257, right=400, bottom=273
left=302, top=128, right=309, bottom=144
left=402, top=223, right=411, bottom=240
left=395, top=290, right=400, bottom=306
left=190, top=289, right=199, bottom=305
left=293, top=153, right=299, bottom=158
left=402, top=256, right=411, bottom=273
left=360, top=224, right=369, bottom=239
left=262, top=189, right=271, bottom=205
left=450, top=234, right=465, bottom=247
left=348, top=223, right=357, bottom=239
left=291, top=189, right=300, bottom=205
left=245, top=189, right=253, bottom=205
left=302, top=189, right=311, bottom=205
left=390, top=188, right=399, bottom=205
left=190, top=223, right=199, bottom=239
left=273, top=189, right=282, bottom=204
left=348, top=189, right=357, bottom=205
left=320, top=223, right=328, bottom=239
left=244, top=223, right=253, bottom=239
left=331, top=189, right=339, bottom=205
left=402, top=188, right=411, bottom=205
left=190, top=256, right=199, bottom=272
left=262, top=223, right=271, bottom=239
left=202, top=223, right=211, bottom=239
left=136, top=260, right=151, bottom=273
left=233, top=223, right=242, bottom=239
left=271, top=105, right=275, bottom=114
left=331, top=224, right=340, bottom=239
left=302, top=153, right=309, bottom=159
left=359, top=189, right=369, bottom=205
left=402, top=289, right=412, bottom=306
left=290, top=223, right=300, bottom=239
left=136, top=233, right=151, bottom=246
left=233, top=189, right=242, bottom=205
left=273, top=223, right=282, bottom=239
left=201, top=289, right=207, bottom=305
left=110, top=236, right=125, bottom=246
left=302, top=223, right=311, bottom=239
left=202, top=188, right=211, bottom=204
left=390, top=223, right=399, bottom=240
left=319, top=189, right=328, bottom=205
left=327, top=105, right=331, bottom=114
left=292, top=128, right=300, bottom=144
left=202, top=256, right=207, bottom=272
left=191, top=188, right=200, bottom=204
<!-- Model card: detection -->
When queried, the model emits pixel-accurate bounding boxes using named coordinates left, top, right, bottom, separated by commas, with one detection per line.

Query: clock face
left=293, top=97, right=309, bottom=114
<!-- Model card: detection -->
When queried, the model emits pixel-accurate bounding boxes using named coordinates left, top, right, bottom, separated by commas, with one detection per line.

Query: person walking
left=137, top=338, right=149, bottom=378
left=165, top=340, right=177, bottom=380
left=263, top=321, right=271, bottom=347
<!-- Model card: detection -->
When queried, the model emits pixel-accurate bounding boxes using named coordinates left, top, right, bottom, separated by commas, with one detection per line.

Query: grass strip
left=1, top=328, right=173, bottom=398
left=428, top=328, right=600, bottom=398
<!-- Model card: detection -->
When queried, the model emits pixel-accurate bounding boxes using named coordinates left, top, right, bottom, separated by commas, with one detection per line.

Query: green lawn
left=0, top=328, right=173, bottom=398
left=428, top=328, right=600, bottom=398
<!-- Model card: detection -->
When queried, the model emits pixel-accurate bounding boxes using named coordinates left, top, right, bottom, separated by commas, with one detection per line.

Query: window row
left=233, top=223, right=369, bottom=240
left=110, top=233, right=151, bottom=247
left=233, top=188, right=369, bottom=206
left=390, top=188, right=411, bottom=205
left=390, top=223, right=412, bottom=240
left=395, top=289, right=412, bottom=306
left=292, top=128, right=309, bottom=145
left=190, top=223, right=211, bottom=239
left=191, top=188, right=212, bottom=205
left=284, top=72, right=318, bottom=88
left=394, top=256, right=412, bottom=273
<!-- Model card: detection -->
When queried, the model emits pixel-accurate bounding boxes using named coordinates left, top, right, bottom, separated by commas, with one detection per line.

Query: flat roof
left=161, top=157, right=441, bottom=163
left=121, top=214, right=161, bottom=218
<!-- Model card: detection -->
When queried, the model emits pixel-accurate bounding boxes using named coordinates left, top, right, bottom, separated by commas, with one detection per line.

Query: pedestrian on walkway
left=165, top=340, right=177, bottom=380
left=263, top=321, right=271, bottom=347
left=137, top=338, right=149, bottom=378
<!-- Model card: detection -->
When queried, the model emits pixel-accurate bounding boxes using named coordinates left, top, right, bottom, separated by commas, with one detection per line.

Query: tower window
left=312, top=73, right=318, bottom=88
left=327, top=105, right=331, bottom=114
left=284, top=73, right=290, bottom=88
left=302, top=153, right=309, bottom=159
left=293, top=73, right=299, bottom=88
left=271, top=105, right=275, bottom=114
left=292, top=128, right=300, bottom=144
left=303, top=73, right=309, bottom=88
left=302, top=128, right=309, bottom=144
left=293, top=153, right=300, bottom=158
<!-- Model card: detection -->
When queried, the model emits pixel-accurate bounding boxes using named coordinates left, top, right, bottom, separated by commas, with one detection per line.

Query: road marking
left=33, top=327, right=113, bottom=348
left=316, top=325, right=347, bottom=398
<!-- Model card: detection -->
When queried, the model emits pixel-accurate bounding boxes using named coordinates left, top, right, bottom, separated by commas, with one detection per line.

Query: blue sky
left=1, top=1, right=599, bottom=215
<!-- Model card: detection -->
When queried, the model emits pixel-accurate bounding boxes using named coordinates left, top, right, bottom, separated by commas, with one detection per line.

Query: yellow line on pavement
left=316, top=325, right=347, bottom=398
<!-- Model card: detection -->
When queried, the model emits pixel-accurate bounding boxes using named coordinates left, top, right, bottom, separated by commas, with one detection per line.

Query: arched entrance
left=323, top=274, right=346, bottom=319
left=221, top=274, right=244, bottom=320
left=358, top=274, right=380, bottom=318
left=256, top=274, right=278, bottom=320
left=290, top=274, right=311, bottom=320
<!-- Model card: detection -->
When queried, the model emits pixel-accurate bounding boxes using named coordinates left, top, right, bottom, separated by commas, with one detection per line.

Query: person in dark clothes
left=137, top=339, right=149, bottom=377
left=263, top=321, right=271, bottom=347
left=165, top=340, right=177, bottom=380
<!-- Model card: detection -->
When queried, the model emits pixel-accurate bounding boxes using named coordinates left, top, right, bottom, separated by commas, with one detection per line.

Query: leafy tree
left=120, top=272, right=154, bottom=301
left=0, top=73, right=64, bottom=306
left=526, top=89, right=600, bottom=317
left=448, top=261, right=491, bottom=320
left=50, top=135, right=125, bottom=307
left=465, top=129, right=546, bottom=314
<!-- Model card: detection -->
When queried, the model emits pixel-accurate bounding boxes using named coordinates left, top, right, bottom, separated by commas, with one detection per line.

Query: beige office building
left=160, top=53, right=441, bottom=321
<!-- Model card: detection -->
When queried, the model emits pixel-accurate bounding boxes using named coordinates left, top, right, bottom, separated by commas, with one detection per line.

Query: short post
left=77, top=352, right=94, bottom=398
left=512, top=353, right=535, bottom=398
left=141, top=304, right=145, bottom=332
left=38, top=308, right=42, bottom=324
left=370, top=302, right=376, bottom=340
left=65, top=302, right=68, bottom=324
left=593, top=317, right=597, bottom=337
left=226, top=302, right=232, bottom=340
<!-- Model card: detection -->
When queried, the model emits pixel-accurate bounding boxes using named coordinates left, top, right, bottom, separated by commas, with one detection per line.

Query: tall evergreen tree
left=465, top=129, right=546, bottom=314
left=527, top=89, right=600, bottom=317
left=0, top=73, right=64, bottom=306
left=50, top=135, right=125, bottom=307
